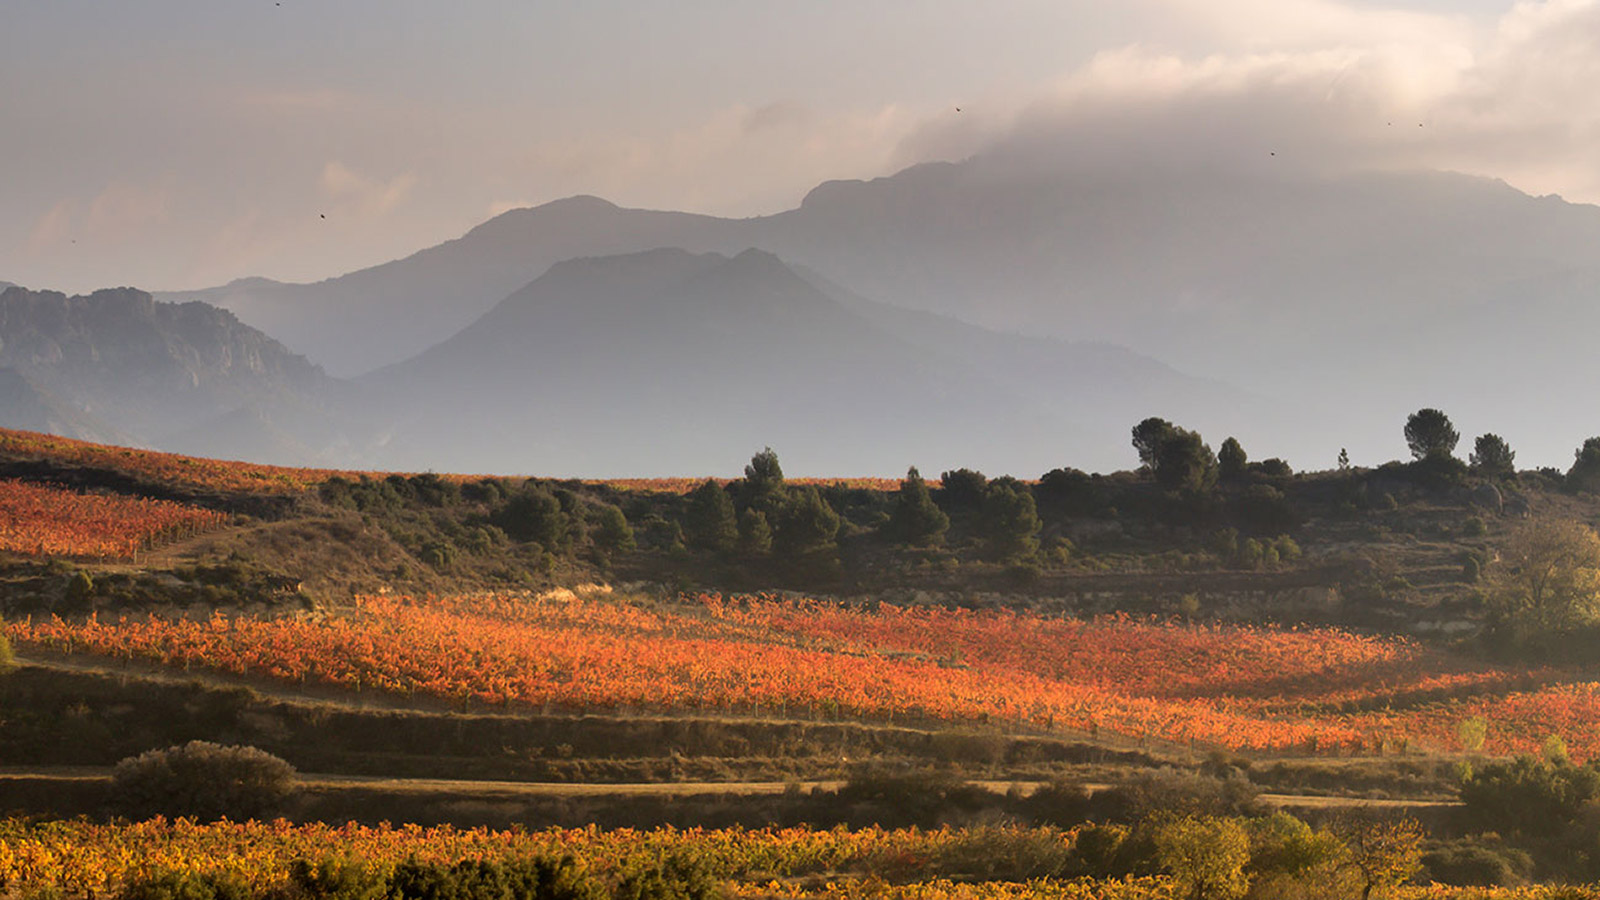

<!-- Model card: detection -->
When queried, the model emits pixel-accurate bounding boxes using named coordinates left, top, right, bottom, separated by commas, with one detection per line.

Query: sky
left=3, top=0, right=1596, bottom=294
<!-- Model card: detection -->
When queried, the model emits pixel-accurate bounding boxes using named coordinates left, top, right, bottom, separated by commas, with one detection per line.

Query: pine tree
left=981, top=483, right=1042, bottom=561
left=776, top=486, right=841, bottom=555
left=684, top=479, right=738, bottom=552
left=737, top=508, right=773, bottom=556
left=890, top=466, right=949, bottom=546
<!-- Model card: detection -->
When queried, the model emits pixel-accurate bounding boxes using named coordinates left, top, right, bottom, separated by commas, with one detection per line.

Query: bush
left=282, top=857, right=386, bottom=900
left=0, top=631, right=14, bottom=674
left=1092, top=769, right=1260, bottom=823
left=835, top=765, right=995, bottom=828
left=118, top=871, right=252, bottom=900
left=382, top=857, right=602, bottom=900
left=614, top=851, right=719, bottom=900
left=1459, top=755, right=1600, bottom=836
left=1420, top=842, right=1531, bottom=887
left=1021, top=778, right=1094, bottom=827
left=111, top=741, right=298, bottom=821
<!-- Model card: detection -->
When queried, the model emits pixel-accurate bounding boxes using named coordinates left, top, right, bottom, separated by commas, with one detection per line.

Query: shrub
left=1459, top=755, right=1600, bottom=836
left=65, top=570, right=95, bottom=604
left=1092, top=769, right=1260, bottom=823
left=282, top=857, right=385, bottom=900
left=111, top=741, right=298, bottom=821
left=1022, top=778, right=1094, bottom=827
left=118, top=871, right=252, bottom=900
left=835, top=765, right=995, bottom=828
left=1421, top=842, right=1531, bottom=887
left=591, top=505, right=636, bottom=554
left=614, top=851, right=719, bottom=900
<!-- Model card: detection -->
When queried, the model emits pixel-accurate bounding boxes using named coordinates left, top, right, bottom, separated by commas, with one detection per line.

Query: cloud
left=508, top=101, right=920, bottom=215
left=893, top=0, right=1600, bottom=206
left=319, top=161, right=417, bottom=217
left=25, top=200, right=77, bottom=255
left=85, top=180, right=172, bottom=238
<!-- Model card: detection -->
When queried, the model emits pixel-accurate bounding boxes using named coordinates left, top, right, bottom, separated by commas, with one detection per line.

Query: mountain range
left=6, top=144, right=1600, bottom=474
left=160, top=152, right=1600, bottom=470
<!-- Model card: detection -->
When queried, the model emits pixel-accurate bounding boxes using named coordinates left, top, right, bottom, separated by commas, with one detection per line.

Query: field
left=0, top=479, right=227, bottom=559
left=0, top=427, right=899, bottom=498
left=7, top=590, right=1595, bottom=761
left=0, top=818, right=1588, bottom=900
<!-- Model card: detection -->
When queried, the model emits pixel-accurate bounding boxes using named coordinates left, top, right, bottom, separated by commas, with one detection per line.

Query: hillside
left=0, top=286, right=352, bottom=464
left=6, top=427, right=1600, bottom=888
left=357, top=247, right=1237, bottom=476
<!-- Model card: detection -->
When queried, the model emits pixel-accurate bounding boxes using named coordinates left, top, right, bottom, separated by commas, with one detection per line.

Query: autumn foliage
left=0, top=479, right=226, bottom=559
left=9, top=591, right=1600, bottom=760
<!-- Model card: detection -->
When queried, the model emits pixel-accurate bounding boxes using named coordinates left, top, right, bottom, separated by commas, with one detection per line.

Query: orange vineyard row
left=0, top=427, right=903, bottom=496
left=7, top=593, right=1598, bottom=759
left=0, top=428, right=352, bottom=494
left=0, top=479, right=227, bottom=559
left=0, top=819, right=1586, bottom=900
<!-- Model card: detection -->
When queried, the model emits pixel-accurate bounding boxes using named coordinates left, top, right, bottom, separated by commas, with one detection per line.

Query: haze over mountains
left=2, top=249, right=1234, bottom=475
left=6, top=141, right=1600, bottom=475
left=155, top=147, right=1600, bottom=472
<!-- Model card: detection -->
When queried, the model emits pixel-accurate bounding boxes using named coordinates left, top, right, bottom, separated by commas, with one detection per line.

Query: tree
left=1404, top=408, right=1458, bottom=461
left=111, top=741, right=298, bottom=821
left=591, top=505, right=635, bottom=553
left=0, top=630, right=14, bottom=674
left=1567, top=437, right=1600, bottom=493
left=496, top=485, right=567, bottom=547
left=1245, top=813, right=1351, bottom=894
left=1152, top=815, right=1252, bottom=900
left=743, top=447, right=785, bottom=503
left=937, top=468, right=988, bottom=511
left=1459, top=754, right=1600, bottom=836
left=684, top=480, right=738, bottom=553
left=1153, top=428, right=1219, bottom=493
left=981, top=482, right=1042, bottom=561
left=1334, top=817, right=1423, bottom=900
left=890, top=467, right=949, bottom=547
left=1338, top=448, right=1350, bottom=471
left=1483, top=519, right=1600, bottom=648
left=1217, top=438, right=1247, bottom=482
left=1470, top=434, right=1515, bottom=479
left=737, top=509, right=772, bottom=556
left=1132, top=417, right=1177, bottom=468
left=775, top=487, right=841, bottom=555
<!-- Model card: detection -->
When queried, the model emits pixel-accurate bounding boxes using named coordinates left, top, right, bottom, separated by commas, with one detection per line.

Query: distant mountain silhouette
left=357, top=248, right=1234, bottom=476
left=161, top=198, right=743, bottom=378
left=0, top=285, right=351, bottom=464
left=166, top=157, right=1600, bottom=467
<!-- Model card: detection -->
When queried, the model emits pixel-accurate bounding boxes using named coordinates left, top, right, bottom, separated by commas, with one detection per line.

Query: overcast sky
left=4, top=0, right=1595, bottom=294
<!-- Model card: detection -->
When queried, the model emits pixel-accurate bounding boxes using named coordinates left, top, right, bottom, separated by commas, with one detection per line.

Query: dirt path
left=0, top=766, right=1457, bottom=809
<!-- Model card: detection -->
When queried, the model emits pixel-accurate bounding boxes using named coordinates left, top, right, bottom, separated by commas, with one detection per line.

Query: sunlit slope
left=10, top=591, right=1595, bottom=760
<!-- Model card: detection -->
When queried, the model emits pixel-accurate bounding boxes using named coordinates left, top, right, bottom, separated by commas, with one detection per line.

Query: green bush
left=1459, top=755, right=1600, bottom=836
left=118, top=871, right=252, bottom=900
left=282, top=857, right=385, bottom=900
left=613, top=852, right=719, bottom=900
left=111, top=741, right=298, bottom=821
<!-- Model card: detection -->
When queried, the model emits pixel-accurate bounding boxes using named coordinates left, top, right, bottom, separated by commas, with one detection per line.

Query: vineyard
left=0, top=818, right=1584, bottom=900
left=7, top=592, right=1595, bottom=759
left=0, top=427, right=901, bottom=498
left=0, top=479, right=227, bottom=560
left=0, top=427, right=352, bottom=494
